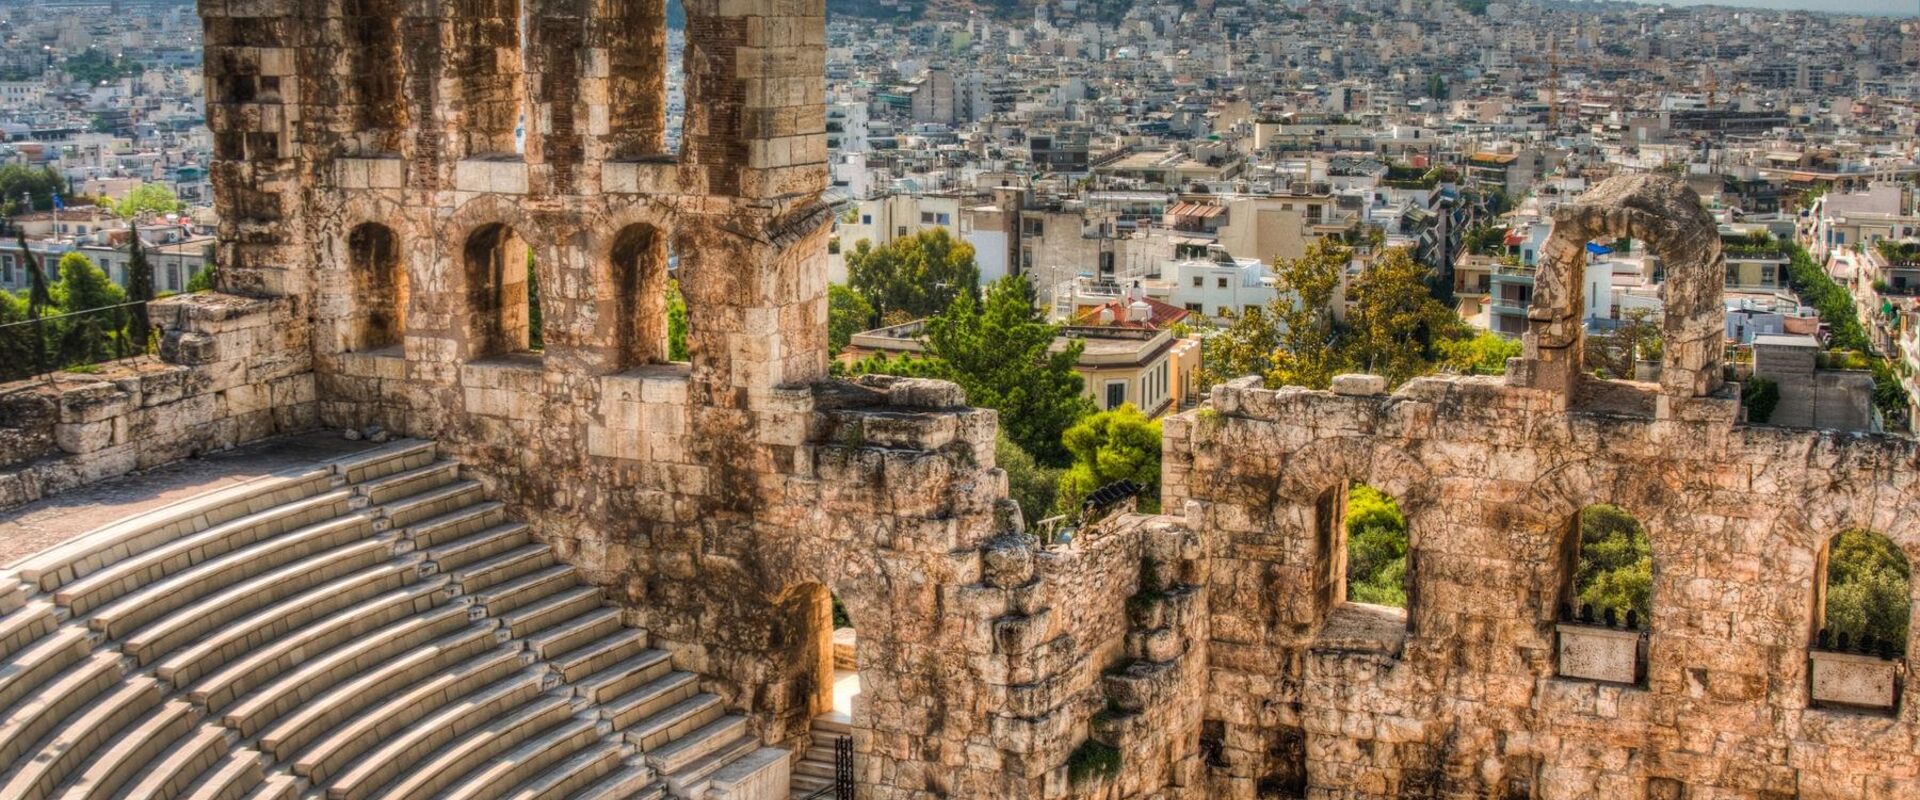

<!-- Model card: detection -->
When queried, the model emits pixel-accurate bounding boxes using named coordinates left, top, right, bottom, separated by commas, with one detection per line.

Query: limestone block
left=1808, top=651, right=1899, bottom=711
left=453, top=158, right=529, bottom=195
left=1556, top=624, right=1643, bottom=685
left=54, top=418, right=118, bottom=455
left=1330, top=374, right=1388, bottom=397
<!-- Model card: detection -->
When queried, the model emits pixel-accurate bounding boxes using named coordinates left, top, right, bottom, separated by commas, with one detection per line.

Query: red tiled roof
left=1073, top=296, right=1192, bottom=330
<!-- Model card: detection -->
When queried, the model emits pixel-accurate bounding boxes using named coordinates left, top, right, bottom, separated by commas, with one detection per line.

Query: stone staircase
left=0, top=439, right=786, bottom=800
left=786, top=714, right=849, bottom=799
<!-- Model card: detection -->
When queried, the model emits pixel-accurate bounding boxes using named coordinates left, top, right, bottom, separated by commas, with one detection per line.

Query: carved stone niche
left=1809, top=650, right=1902, bottom=712
left=1556, top=623, right=1644, bottom=685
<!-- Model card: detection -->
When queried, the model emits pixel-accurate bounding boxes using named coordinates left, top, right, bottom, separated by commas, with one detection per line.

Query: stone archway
left=1518, top=174, right=1727, bottom=402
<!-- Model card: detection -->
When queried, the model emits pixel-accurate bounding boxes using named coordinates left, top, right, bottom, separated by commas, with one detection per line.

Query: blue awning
left=1586, top=242, right=1613, bottom=255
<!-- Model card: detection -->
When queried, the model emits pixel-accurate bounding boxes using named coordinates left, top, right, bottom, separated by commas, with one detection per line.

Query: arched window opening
left=609, top=224, right=668, bottom=367
left=463, top=223, right=539, bottom=358
left=347, top=223, right=406, bottom=353
left=1810, top=529, right=1909, bottom=712
left=1344, top=484, right=1407, bottom=609
left=772, top=583, right=863, bottom=796
left=1554, top=504, right=1650, bottom=685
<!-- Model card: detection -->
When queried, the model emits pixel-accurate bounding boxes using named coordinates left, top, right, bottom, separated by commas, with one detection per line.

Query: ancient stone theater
left=0, top=1, right=1917, bottom=799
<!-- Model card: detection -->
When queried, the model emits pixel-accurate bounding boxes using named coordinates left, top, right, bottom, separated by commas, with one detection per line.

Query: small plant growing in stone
left=1067, top=739, right=1122, bottom=786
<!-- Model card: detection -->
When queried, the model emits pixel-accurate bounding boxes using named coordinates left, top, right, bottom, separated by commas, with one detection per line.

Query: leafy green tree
left=1346, top=247, right=1457, bottom=387
left=186, top=262, right=217, bottom=293
left=996, top=435, right=1061, bottom=527
left=1742, top=376, right=1780, bottom=423
left=1346, top=484, right=1407, bottom=607
left=0, top=289, right=37, bottom=381
left=1823, top=530, right=1910, bottom=652
left=1437, top=330, right=1520, bottom=375
left=1054, top=403, right=1162, bottom=516
left=64, top=49, right=139, bottom=85
left=921, top=276, right=1093, bottom=465
left=845, top=228, right=980, bottom=321
left=1194, top=305, right=1282, bottom=390
left=1266, top=237, right=1352, bottom=389
left=0, top=166, right=67, bottom=215
left=843, top=350, right=945, bottom=378
left=113, top=183, right=185, bottom=218
left=827, top=283, right=874, bottom=356
left=125, top=224, right=154, bottom=354
left=666, top=278, right=688, bottom=361
left=1572, top=504, right=1652, bottom=622
left=54, top=252, right=128, bottom=366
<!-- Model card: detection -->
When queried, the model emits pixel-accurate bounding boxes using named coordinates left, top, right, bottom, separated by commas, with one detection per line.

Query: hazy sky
left=1623, top=0, right=1918, bottom=16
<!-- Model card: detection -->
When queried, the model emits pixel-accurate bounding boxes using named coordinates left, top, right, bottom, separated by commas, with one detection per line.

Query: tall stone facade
left=1, top=5, right=1916, bottom=797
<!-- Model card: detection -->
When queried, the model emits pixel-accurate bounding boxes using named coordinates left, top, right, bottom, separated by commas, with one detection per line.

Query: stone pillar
left=202, top=0, right=307, bottom=298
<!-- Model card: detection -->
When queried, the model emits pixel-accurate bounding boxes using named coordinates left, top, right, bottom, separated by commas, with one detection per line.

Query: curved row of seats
left=0, top=439, right=786, bottom=800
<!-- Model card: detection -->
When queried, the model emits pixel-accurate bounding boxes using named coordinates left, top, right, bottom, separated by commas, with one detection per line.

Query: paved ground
left=0, top=431, right=379, bottom=568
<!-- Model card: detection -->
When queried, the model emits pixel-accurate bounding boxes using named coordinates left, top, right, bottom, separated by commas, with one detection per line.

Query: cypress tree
left=126, top=223, right=153, bottom=354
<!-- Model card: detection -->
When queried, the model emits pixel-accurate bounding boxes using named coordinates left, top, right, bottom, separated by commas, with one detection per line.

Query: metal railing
left=798, top=736, right=854, bottom=800
left=0, top=300, right=157, bottom=383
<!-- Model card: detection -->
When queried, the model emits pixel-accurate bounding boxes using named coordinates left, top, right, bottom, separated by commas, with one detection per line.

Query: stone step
left=217, top=604, right=476, bottom=737
left=152, top=566, right=430, bottom=687
left=790, top=772, right=834, bottom=796
left=118, top=722, right=232, bottom=800
left=115, top=534, right=398, bottom=666
left=406, top=503, right=510, bottom=553
left=356, top=693, right=574, bottom=800
left=0, top=601, right=58, bottom=663
left=474, top=565, right=581, bottom=617
left=178, top=747, right=265, bottom=800
left=657, top=722, right=757, bottom=799
left=316, top=674, right=550, bottom=798
left=531, top=610, right=632, bottom=667
left=793, top=757, right=838, bottom=780
left=381, top=481, right=487, bottom=530
left=48, top=698, right=195, bottom=800
left=84, top=511, right=379, bottom=641
left=188, top=583, right=459, bottom=715
left=705, top=747, right=790, bottom=800
left=239, top=774, right=301, bottom=800
left=0, top=627, right=91, bottom=720
left=0, top=675, right=163, bottom=800
left=291, top=650, right=530, bottom=784
left=354, top=461, right=460, bottom=506
left=647, top=713, right=749, bottom=777
left=549, top=625, right=652, bottom=682
left=604, top=673, right=701, bottom=734
left=498, top=738, right=627, bottom=800
left=15, top=466, right=338, bottom=595
left=498, top=586, right=602, bottom=639
left=449, top=543, right=554, bottom=594
left=573, top=649, right=673, bottom=706
left=330, top=440, right=436, bottom=485
left=255, top=624, right=500, bottom=762
left=59, top=490, right=360, bottom=620
left=434, top=716, right=602, bottom=800
left=0, top=649, right=122, bottom=771
left=569, top=762, right=662, bottom=800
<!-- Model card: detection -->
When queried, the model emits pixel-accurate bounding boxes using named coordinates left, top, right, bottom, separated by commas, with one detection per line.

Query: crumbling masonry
left=2, top=2, right=1919, bottom=797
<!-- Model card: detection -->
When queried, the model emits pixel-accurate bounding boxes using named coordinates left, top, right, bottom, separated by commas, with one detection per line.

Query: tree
left=125, top=224, right=154, bottom=354
left=1584, top=307, right=1661, bottom=380
left=1345, top=247, right=1457, bottom=387
left=0, top=289, right=37, bottom=381
left=526, top=251, right=543, bottom=351
left=1436, top=330, right=1520, bottom=375
left=1823, top=529, right=1910, bottom=653
left=996, top=435, right=1061, bottom=527
left=1346, top=484, right=1407, bottom=607
left=0, top=166, right=66, bottom=216
left=827, top=283, right=875, bottom=356
left=54, top=252, right=128, bottom=367
left=186, top=262, right=218, bottom=293
left=1194, top=305, right=1282, bottom=389
left=1266, top=237, right=1351, bottom=389
left=845, top=228, right=980, bottom=322
left=921, top=276, right=1093, bottom=465
left=1054, top=404, right=1162, bottom=516
left=1742, top=376, right=1780, bottom=424
left=1572, top=505, right=1652, bottom=622
left=666, top=278, right=688, bottom=361
left=18, top=234, right=53, bottom=376
left=113, top=183, right=184, bottom=218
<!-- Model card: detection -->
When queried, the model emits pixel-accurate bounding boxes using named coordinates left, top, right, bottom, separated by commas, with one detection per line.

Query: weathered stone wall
left=0, top=294, right=315, bottom=507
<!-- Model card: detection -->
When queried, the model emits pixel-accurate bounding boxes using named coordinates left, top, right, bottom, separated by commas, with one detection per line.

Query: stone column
left=202, top=0, right=308, bottom=298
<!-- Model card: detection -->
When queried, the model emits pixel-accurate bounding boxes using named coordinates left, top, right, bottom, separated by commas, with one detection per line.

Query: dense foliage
left=1345, top=485, right=1408, bottom=607
left=996, top=435, right=1061, bottom=527
left=1055, top=404, right=1162, bottom=516
left=1742, top=376, right=1780, bottom=423
left=1571, top=505, right=1652, bottom=622
left=63, top=49, right=140, bottom=85
left=1436, top=330, right=1521, bottom=375
left=827, top=283, right=874, bottom=356
left=1822, top=529, right=1910, bottom=653
left=845, top=228, right=980, bottom=323
left=0, top=166, right=68, bottom=215
left=114, top=184, right=185, bottom=218
left=0, top=250, right=144, bottom=381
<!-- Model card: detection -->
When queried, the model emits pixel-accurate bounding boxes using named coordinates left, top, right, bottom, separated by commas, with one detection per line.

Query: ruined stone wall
left=0, top=295, right=314, bottom=508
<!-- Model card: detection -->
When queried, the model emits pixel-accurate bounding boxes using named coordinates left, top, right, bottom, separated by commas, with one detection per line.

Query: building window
left=1762, top=266, right=1776, bottom=284
left=1217, top=277, right=1228, bottom=289
left=1191, top=275, right=1203, bottom=287
left=896, top=226, right=907, bottom=238
left=937, top=214, right=950, bottom=225
left=1185, top=303, right=1202, bottom=313
left=1104, top=380, right=1127, bottom=410
left=921, top=212, right=935, bottom=224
